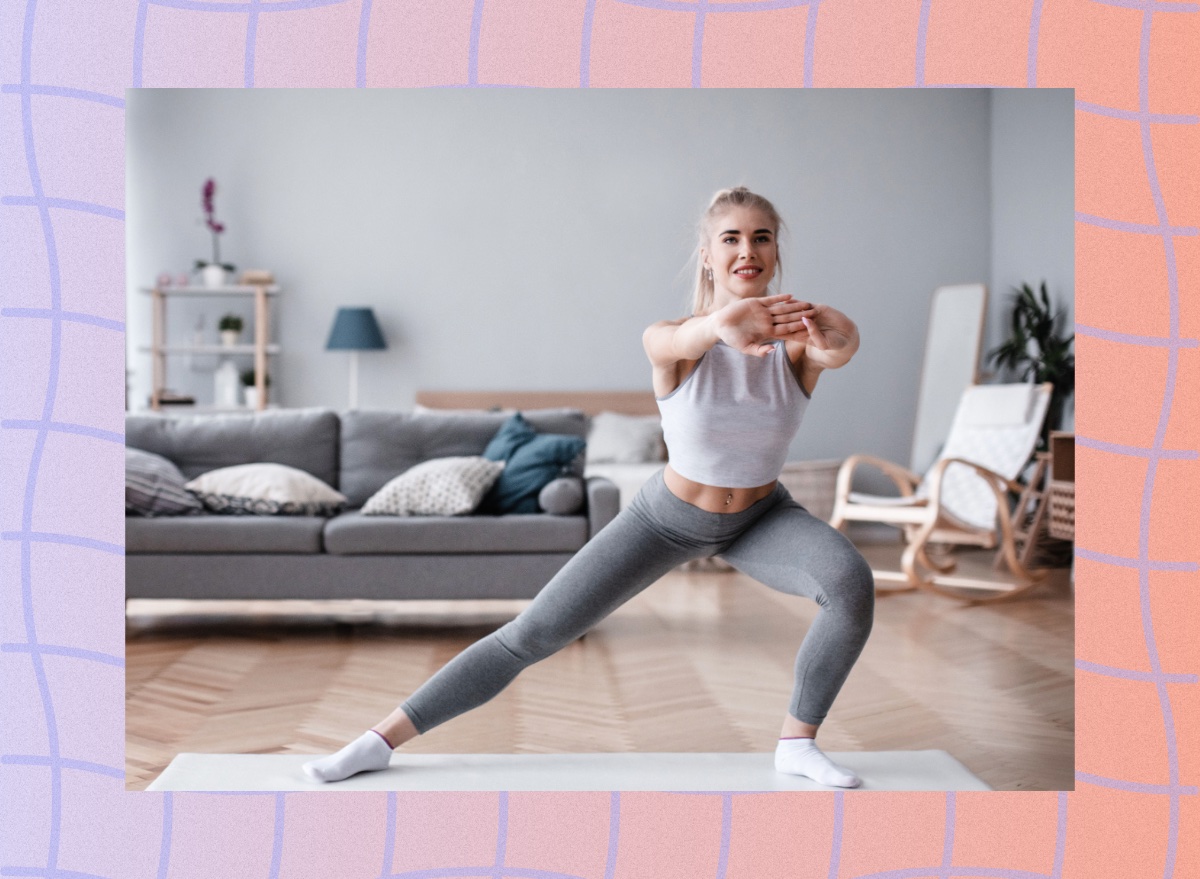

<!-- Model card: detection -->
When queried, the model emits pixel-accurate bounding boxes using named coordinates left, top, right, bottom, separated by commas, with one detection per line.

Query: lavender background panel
left=1, top=1, right=1196, bottom=878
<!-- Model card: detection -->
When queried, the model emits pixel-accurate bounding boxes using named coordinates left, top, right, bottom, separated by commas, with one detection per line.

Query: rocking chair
left=830, top=382, right=1053, bottom=601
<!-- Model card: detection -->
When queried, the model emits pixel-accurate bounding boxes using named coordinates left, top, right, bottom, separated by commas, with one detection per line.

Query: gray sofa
left=125, top=407, right=619, bottom=601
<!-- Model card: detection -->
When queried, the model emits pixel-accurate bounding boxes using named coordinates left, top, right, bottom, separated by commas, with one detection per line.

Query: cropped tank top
left=656, top=339, right=811, bottom=488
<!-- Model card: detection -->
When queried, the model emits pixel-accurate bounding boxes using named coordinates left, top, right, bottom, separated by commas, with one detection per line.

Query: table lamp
left=325, top=307, right=387, bottom=409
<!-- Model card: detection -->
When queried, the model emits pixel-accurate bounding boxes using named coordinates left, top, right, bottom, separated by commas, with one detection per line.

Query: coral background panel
left=609, top=793, right=725, bottom=879
left=1076, top=112, right=1161, bottom=228
left=477, top=0, right=589, bottom=87
left=140, top=5, right=248, bottom=88
left=810, top=0, right=924, bottom=87
left=504, top=792, right=615, bottom=878
left=725, top=794, right=836, bottom=879
left=1037, top=0, right=1145, bottom=111
left=922, top=0, right=1035, bottom=86
left=836, top=793, right=947, bottom=877
left=952, top=792, right=1061, bottom=876
left=364, top=0, right=476, bottom=87
left=252, top=1, right=362, bottom=88
left=700, top=7, right=807, bottom=88
left=1077, top=674, right=1172, bottom=788
left=1075, top=223, right=1171, bottom=340
left=1074, top=558, right=1159, bottom=676
left=0, top=0, right=1197, bottom=877
left=586, top=0, right=696, bottom=88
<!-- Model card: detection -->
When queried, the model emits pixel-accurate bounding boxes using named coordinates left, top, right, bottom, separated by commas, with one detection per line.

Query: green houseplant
left=987, top=281, right=1075, bottom=448
left=239, top=368, right=271, bottom=388
left=239, top=368, right=270, bottom=409
left=218, top=313, right=243, bottom=347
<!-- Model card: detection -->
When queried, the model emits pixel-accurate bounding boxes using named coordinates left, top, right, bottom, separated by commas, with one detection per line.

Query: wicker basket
left=1047, top=479, right=1075, bottom=541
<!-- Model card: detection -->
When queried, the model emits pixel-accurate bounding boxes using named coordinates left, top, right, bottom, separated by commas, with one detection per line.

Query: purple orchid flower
left=196, top=178, right=234, bottom=274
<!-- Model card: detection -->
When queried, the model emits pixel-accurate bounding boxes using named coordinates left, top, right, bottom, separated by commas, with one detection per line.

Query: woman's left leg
left=718, top=496, right=874, bottom=786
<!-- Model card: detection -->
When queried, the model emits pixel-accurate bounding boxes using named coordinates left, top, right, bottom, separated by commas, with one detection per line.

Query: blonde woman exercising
left=304, top=187, right=873, bottom=788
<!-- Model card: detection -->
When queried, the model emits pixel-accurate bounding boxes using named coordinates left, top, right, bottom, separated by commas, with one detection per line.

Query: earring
left=706, top=268, right=713, bottom=282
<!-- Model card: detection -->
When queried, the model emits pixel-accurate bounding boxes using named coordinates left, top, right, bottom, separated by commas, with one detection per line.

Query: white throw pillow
left=362, top=456, right=505, bottom=516
left=586, top=411, right=667, bottom=464
left=185, top=463, right=348, bottom=516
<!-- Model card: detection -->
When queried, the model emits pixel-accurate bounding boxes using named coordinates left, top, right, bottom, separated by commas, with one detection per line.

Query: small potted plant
left=218, top=313, right=243, bottom=347
left=194, top=178, right=235, bottom=288
left=240, top=368, right=271, bottom=409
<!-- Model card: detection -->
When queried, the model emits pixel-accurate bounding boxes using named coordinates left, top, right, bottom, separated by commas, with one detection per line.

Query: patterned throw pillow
left=126, top=447, right=205, bottom=516
left=362, top=457, right=505, bottom=516
left=185, top=463, right=348, bottom=516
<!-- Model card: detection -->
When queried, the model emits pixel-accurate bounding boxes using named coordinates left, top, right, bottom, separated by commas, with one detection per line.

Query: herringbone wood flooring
left=126, top=539, right=1074, bottom=791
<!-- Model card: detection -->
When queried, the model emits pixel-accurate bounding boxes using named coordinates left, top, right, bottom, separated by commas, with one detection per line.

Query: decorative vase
left=214, top=360, right=240, bottom=408
left=243, top=386, right=260, bottom=410
left=220, top=330, right=239, bottom=347
left=201, top=264, right=226, bottom=289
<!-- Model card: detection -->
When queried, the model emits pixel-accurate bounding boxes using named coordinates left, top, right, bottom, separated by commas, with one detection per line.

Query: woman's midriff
left=663, top=464, right=777, bottom=514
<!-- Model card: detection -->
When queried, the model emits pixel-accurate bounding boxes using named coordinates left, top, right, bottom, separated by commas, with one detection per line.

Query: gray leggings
left=401, top=468, right=874, bottom=732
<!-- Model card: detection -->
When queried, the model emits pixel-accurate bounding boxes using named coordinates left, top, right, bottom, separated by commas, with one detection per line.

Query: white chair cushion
left=959, top=383, right=1036, bottom=426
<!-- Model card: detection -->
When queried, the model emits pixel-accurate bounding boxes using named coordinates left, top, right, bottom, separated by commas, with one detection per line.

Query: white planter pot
left=201, top=264, right=226, bottom=289
left=213, top=360, right=240, bottom=408
left=243, top=387, right=260, bottom=409
left=220, top=330, right=239, bottom=347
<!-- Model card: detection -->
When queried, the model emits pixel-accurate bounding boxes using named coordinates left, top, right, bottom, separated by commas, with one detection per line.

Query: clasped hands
left=714, top=294, right=846, bottom=359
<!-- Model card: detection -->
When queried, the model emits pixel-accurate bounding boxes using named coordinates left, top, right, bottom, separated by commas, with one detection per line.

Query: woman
left=304, top=187, right=874, bottom=788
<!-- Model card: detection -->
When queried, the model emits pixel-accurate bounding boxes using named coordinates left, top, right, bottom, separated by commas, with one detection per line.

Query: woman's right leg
left=304, top=492, right=704, bottom=781
left=400, top=503, right=702, bottom=733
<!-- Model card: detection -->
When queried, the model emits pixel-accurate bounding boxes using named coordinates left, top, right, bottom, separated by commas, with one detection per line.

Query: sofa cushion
left=185, top=463, right=348, bottom=516
left=125, top=408, right=340, bottom=487
left=126, top=515, right=326, bottom=554
left=323, top=510, right=589, bottom=555
left=126, top=447, right=205, bottom=517
left=586, top=411, right=667, bottom=464
left=339, top=408, right=588, bottom=508
left=362, top=457, right=504, bottom=516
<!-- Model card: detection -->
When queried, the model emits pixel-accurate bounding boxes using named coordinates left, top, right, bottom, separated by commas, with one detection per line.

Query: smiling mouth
left=733, top=267, right=762, bottom=278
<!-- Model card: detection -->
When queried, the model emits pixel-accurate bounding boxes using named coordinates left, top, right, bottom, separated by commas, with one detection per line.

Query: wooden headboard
left=415, top=391, right=659, bottom=417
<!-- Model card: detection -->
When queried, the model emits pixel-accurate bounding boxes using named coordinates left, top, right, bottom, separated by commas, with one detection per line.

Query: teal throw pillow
left=482, top=414, right=586, bottom=514
left=482, top=411, right=538, bottom=462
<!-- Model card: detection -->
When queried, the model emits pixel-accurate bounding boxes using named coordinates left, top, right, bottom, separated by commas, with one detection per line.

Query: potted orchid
left=194, top=178, right=235, bottom=288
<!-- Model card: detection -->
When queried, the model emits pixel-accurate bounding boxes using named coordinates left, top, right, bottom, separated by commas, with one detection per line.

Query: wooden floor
left=125, top=535, right=1074, bottom=791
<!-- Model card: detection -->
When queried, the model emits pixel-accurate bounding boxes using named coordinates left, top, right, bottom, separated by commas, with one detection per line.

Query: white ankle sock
left=774, top=737, right=861, bottom=788
left=303, top=730, right=394, bottom=782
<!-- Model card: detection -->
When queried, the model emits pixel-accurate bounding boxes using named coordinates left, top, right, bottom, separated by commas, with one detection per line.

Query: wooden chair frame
left=831, top=454, right=1044, bottom=601
left=831, top=382, right=1054, bottom=602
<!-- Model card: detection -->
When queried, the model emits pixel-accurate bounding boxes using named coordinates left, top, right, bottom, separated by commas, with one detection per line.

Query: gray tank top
left=656, top=339, right=811, bottom=488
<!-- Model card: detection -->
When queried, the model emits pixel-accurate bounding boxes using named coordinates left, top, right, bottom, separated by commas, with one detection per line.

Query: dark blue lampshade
left=325, top=307, right=387, bottom=351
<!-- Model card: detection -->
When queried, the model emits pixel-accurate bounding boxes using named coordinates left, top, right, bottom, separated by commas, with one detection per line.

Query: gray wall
left=127, top=89, right=1068, bottom=468
left=989, top=88, right=1075, bottom=427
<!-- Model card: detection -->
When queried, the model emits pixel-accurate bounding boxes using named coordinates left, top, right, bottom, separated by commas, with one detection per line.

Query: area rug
left=146, top=750, right=991, bottom=791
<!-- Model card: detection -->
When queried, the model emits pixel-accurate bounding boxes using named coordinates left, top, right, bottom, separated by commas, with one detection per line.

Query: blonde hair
left=690, top=187, right=785, bottom=316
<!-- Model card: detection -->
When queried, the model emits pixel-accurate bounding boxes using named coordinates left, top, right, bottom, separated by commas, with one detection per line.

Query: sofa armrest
left=585, top=476, right=620, bottom=540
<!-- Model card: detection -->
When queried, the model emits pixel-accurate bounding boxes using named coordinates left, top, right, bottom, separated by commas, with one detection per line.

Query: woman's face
left=703, top=206, right=778, bottom=305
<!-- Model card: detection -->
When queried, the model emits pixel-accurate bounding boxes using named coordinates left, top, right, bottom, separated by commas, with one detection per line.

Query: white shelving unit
left=138, top=283, right=280, bottom=412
